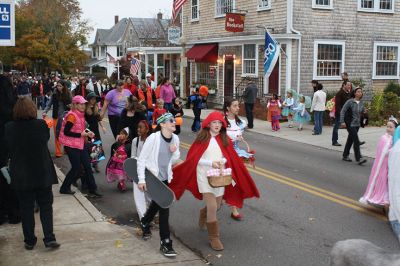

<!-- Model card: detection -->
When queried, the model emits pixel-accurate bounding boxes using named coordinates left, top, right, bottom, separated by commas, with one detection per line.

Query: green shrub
left=384, top=81, right=400, bottom=97
left=351, top=78, right=366, bottom=88
left=368, top=91, right=400, bottom=126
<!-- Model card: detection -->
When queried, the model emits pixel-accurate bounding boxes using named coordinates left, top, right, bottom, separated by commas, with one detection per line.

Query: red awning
left=186, top=44, right=218, bottom=63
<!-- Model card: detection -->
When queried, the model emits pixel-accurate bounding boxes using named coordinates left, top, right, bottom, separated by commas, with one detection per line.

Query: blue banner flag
left=264, top=31, right=280, bottom=79
left=0, top=0, right=15, bottom=46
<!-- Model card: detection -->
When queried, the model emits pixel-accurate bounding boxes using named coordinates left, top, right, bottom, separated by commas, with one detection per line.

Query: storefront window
left=197, top=63, right=217, bottom=88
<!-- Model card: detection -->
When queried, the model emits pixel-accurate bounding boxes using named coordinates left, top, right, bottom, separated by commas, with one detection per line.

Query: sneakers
left=87, top=190, right=103, bottom=198
left=332, top=142, right=342, bottom=146
left=358, top=159, right=367, bottom=166
left=342, top=157, right=352, bottom=162
left=160, top=239, right=177, bottom=257
left=44, top=240, right=61, bottom=249
left=140, top=219, right=152, bottom=240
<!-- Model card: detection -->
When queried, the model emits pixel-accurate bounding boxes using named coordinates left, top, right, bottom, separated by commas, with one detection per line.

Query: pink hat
left=72, top=95, right=87, bottom=104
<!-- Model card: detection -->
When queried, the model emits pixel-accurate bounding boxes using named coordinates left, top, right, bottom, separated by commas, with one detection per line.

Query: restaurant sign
left=225, top=13, right=245, bottom=33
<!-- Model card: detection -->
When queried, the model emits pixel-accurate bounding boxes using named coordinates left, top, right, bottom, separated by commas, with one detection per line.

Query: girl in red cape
left=170, top=111, right=260, bottom=251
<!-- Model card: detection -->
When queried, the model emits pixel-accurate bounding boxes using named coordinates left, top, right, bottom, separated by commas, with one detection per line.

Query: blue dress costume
left=293, top=102, right=311, bottom=123
left=226, top=118, right=253, bottom=159
left=282, top=97, right=294, bottom=117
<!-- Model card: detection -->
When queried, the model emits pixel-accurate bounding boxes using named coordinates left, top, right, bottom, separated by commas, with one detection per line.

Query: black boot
left=140, top=218, right=151, bottom=240
left=160, top=238, right=176, bottom=257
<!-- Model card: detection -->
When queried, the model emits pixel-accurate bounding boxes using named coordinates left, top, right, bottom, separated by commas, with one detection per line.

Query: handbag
left=207, top=166, right=232, bottom=188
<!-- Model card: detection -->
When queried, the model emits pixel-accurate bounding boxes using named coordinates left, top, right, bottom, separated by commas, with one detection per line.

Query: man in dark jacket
left=0, top=71, right=20, bottom=225
left=332, top=81, right=352, bottom=146
left=243, top=79, right=257, bottom=129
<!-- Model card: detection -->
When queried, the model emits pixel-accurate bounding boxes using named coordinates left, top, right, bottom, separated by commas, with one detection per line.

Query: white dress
left=197, top=137, right=225, bottom=197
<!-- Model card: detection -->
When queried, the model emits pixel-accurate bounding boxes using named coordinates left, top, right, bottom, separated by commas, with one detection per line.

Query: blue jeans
left=390, top=220, right=400, bottom=241
left=164, top=103, right=173, bottom=112
left=332, top=116, right=340, bottom=144
left=313, top=111, right=324, bottom=134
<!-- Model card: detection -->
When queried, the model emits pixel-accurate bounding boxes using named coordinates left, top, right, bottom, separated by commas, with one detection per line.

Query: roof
left=92, top=18, right=129, bottom=45
left=91, top=17, right=172, bottom=46
left=130, top=18, right=169, bottom=40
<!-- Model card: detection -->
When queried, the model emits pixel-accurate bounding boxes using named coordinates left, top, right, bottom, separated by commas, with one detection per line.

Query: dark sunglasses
left=167, top=118, right=176, bottom=124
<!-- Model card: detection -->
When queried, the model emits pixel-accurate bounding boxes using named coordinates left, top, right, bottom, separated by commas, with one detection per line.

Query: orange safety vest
left=137, top=88, right=153, bottom=107
left=155, top=85, right=161, bottom=99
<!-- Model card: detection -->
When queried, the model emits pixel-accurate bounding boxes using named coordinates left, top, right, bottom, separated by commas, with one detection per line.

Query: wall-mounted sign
left=168, top=27, right=181, bottom=45
left=224, top=54, right=234, bottom=60
left=0, top=0, right=15, bottom=46
left=225, top=13, right=245, bottom=33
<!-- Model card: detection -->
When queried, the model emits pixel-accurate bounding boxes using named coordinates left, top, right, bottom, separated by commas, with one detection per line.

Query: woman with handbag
left=5, top=97, right=60, bottom=250
left=170, top=111, right=260, bottom=251
left=43, top=80, right=72, bottom=157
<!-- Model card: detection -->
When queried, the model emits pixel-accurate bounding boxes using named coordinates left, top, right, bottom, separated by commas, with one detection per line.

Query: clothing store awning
left=186, top=44, right=218, bottom=63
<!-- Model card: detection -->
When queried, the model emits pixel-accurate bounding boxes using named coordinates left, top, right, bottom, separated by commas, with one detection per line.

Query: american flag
left=172, top=0, right=187, bottom=23
left=130, top=58, right=141, bottom=76
left=106, top=52, right=116, bottom=64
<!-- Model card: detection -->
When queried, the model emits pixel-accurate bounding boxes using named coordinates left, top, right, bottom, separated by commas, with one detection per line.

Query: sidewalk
left=183, top=108, right=384, bottom=159
left=0, top=167, right=205, bottom=266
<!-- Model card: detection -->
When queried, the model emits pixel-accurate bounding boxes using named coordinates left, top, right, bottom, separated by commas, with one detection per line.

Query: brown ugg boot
left=206, top=221, right=224, bottom=251
left=199, top=207, right=207, bottom=230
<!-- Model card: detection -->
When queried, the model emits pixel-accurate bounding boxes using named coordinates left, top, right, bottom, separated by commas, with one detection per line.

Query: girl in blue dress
left=293, top=96, right=311, bottom=131
left=282, top=91, right=294, bottom=128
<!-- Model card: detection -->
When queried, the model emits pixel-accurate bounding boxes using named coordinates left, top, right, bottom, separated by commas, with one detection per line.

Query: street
left=51, top=117, right=399, bottom=266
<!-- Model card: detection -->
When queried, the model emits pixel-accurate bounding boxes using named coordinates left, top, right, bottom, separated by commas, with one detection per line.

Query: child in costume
left=267, top=94, right=282, bottom=131
left=137, top=113, right=180, bottom=257
left=170, top=111, right=260, bottom=251
left=360, top=117, right=398, bottom=208
left=223, top=98, right=255, bottom=221
left=170, top=97, right=184, bottom=135
left=282, top=91, right=294, bottom=128
left=106, top=127, right=131, bottom=192
left=389, top=120, right=400, bottom=241
left=152, top=98, right=167, bottom=127
left=293, top=96, right=311, bottom=131
left=131, top=120, right=152, bottom=220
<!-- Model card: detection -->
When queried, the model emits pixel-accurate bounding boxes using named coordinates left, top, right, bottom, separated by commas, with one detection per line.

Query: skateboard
left=123, top=158, right=175, bottom=209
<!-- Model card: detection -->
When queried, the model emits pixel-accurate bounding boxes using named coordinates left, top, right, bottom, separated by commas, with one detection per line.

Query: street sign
left=168, top=27, right=181, bottom=45
left=0, top=0, right=15, bottom=46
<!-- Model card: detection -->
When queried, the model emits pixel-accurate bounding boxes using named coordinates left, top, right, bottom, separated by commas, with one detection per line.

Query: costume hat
left=201, top=111, right=227, bottom=129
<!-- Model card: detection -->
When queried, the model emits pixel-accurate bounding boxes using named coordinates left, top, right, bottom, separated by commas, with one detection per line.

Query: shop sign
left=224, top=54, right=234, bottom=60
left=225, top=13, right=245, bottom=33
left=0, top=0, right=15, bottom=46
left=168, top=27, right=181, bottom=45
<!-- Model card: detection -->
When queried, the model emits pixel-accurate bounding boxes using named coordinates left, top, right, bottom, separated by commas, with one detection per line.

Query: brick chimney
left=157, top=12, right=163, bottom=20
left=114, top=15, right=119, bottom=25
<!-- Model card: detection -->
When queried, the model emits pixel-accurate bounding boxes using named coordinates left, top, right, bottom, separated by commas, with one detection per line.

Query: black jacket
left=334, top=89, right=351, bottom=118
left=117, top=109, right=147, bottom=142
left=243, top=83, right=258, bottom=104
left=5, top=119, right=58, bottom=191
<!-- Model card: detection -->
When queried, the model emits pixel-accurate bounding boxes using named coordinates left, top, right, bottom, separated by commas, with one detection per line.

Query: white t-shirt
left=226, top=118, right=246, bottom=142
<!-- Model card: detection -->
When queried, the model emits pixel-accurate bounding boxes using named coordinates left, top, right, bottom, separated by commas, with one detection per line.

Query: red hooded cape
left=170, top=134, right=260, bottom=208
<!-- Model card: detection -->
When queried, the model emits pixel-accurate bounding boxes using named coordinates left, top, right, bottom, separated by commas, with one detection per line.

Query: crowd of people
left=2, top=66, right=400, bottom=257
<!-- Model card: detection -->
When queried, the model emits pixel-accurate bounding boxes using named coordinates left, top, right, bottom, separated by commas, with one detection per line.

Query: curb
left=54, top=166, right=105, bottom=222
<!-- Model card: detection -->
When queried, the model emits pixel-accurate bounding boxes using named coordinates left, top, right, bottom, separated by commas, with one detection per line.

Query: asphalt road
left=50, top=117, right=399, bottom=266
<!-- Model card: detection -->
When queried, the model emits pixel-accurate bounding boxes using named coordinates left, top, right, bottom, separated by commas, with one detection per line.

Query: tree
left=0, top=0, right=91, bottom=73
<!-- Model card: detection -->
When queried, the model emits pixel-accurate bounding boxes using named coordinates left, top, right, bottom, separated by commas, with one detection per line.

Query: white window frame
left=191, top=0, right=200, bottom=21
left=357, top=0, right=394, bottom=13
left=242, top=44, right=258, bottom=77
left=257, top=0, right=271, bottom=11
left=312, top=0, right=333, bottom=9
left=215, top=0, right=235, bottom=18
left=373, top=42, right=400, bottom=79
left=313, top=40, right=345, bottom=81
left=100, top=46, right=106, bottom=58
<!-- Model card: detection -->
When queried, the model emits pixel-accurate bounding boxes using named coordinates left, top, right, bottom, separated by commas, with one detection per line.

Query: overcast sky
left=79, top=0, right=173, bottom=43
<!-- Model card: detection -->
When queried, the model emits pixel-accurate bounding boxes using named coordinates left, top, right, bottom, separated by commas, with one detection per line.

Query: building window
left=191, top=0, right=199, bottom=21
left=258, top=0, right=271, bottom=10
left=196, top=63, right=217, bottom=88
left=312, top=0, right=333, bottom=9
left=92, top=47, right=97, bottom=58
left=215, top=0, right=235, bottom=17
left=100, top=46, right=106, bottom=57
left=358, top=0, right=394, bottom=12
left=117, top=46, right=123, bottom=57
left=130, top=28, right=133, bottom=35
left=313, top=41, right=345, bottom=80
left=242, top=44, right=257, bottom=76
left=373, top=43, right=399, bottom=79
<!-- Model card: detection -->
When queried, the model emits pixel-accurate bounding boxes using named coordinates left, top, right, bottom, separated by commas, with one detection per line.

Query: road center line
left=179, top=142, right=386, bottom=221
